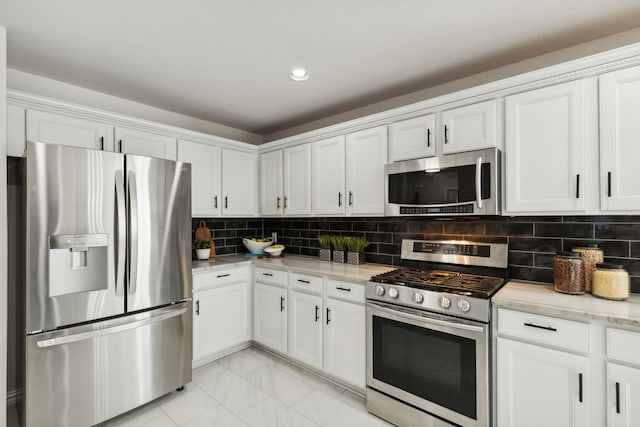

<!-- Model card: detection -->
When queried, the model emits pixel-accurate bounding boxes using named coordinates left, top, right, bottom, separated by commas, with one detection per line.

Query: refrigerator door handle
left=115, top=171, right=126, bottom=297
left=36, top=306, right=188, bottom=348
left=128, top=170, right=139, bottom=295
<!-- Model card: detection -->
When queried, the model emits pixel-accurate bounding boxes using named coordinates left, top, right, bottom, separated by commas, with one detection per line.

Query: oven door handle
left=368, top=302, right=486, bottom=333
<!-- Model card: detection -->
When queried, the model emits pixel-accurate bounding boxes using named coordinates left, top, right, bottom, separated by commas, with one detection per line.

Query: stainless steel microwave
left=384, top=148, right=501, bottom=216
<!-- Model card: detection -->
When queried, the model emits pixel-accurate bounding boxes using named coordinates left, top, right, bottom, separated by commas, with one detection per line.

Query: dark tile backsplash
left=194, top=215, right=640, bottom=294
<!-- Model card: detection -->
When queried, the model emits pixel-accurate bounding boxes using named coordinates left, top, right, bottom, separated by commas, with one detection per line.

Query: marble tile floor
left=7, top=346, right=393, bottom=427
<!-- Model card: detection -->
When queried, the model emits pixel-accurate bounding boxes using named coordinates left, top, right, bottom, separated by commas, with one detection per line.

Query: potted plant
left=318, top=234, right=332, bottom=262
left=193, top=239, right=213, bottom=260
left=331, top=235, right=348, bottom=263
left=346, top=236, right=369, bottom=265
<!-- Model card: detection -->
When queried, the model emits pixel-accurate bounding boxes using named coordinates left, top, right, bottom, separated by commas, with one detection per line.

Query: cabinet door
left=260, top=150, right=283, bottom=216
left=253, top=282, right=287, bottom=353
left=442, top=99, right=496, bottom=154
left=325, top=298, right=366, bottom=389
left=27, top=109, right=113, bottom=151
left=177, top=140, right=222, bottom=216
left=600, top=66, right=640, bottom=211
left=497, top=337, right=589, bottom=427
left=388, top=114, right=436, bottom=161
left=288, top=291, right=323, bottom=369
left=193, top=282, right=250, bottom=363
left=8, top=104, right=26, bottom=157
left=284, top=144, right=312, bottom=215
left=505, top=80, right=588, bottom=213
left=312, top=136, right=346, bottom=215
left=115, top=126, right=177, bottom=160
left=346, top=125, right=387, bottom=215
left=608, top=363, right=640, bottom=427
left=222, top=148, right=257, bottom=216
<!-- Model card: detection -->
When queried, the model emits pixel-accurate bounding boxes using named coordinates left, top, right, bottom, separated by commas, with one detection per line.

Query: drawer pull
left=336, top=286, right=351, bottom=292
left=262, top=272, right=273, bottom=277
left=216, top=273, right=230, bottom=278
left=579, top=373, right=583, bottom=403
left=297, top=279, right=310, bottom=284
left=524, top=322, right=557, bottom=332
left=616, top=382, right=621, bottom=414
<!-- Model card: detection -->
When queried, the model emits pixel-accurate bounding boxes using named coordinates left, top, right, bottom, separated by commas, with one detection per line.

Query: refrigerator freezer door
left=26, top=142, right=126, bottom=333
left=24, top=302, right=192, bottom=427
left=126, top=154, right=192, bottom=312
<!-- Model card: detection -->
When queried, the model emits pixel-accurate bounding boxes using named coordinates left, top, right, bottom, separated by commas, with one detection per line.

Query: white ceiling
left=2, top=1, right=640, bottom=138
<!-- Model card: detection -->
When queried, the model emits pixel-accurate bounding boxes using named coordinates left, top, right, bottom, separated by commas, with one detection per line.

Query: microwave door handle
left=476, top=156, right=483, bottom=209
left=115, top=171, right=126, bottom=297
left=128, top=170, right=138, bottom=295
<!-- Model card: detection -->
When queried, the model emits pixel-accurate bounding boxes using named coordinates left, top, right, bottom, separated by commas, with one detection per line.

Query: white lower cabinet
left=253, top=281, right=287, bottom=353
left=496, top=337, right=589, bottom=427
left=325, top=297, right=366, bottom=389
left=607, top=363, right=640, bottom=427
left=288, top=290, right=323, bottom=369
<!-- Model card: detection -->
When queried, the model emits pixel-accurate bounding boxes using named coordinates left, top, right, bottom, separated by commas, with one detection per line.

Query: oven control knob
left=412, top=292, right=424, bottom=304
left=374, top=285, right=386, bottom=296
left=457, top=299, right=471, bottom=312
left=438, top=296, right=451, bottom=309
left=388, top=287, right=399, bottom=299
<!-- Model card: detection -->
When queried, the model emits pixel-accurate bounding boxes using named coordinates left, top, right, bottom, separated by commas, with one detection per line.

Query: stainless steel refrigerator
left=20, top=141, right=193, bottom=427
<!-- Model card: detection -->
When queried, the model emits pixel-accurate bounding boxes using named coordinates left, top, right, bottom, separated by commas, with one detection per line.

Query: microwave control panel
left=399, top=204, right=474, bottom=215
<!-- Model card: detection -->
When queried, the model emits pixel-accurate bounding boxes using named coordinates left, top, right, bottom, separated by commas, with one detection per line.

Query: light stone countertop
left=494, top=281, right=640, bottom=328
left=192, top=254, right=394, bottom=284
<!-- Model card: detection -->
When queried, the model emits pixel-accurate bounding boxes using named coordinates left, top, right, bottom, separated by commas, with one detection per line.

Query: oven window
left=388, top=163, right=490, bottom=205
left=372, top=315, right=477, bottom=419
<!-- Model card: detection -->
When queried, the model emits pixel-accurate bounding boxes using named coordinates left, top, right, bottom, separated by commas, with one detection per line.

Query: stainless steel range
left=366, top=239, right=508, bottom=427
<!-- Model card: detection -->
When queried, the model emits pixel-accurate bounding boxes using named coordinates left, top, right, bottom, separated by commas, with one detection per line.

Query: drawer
left=326, top=279, right=365, bottom=304
left=255, top=267, right=288, bottom=287
left=498, top=308, right=590, bottom=353
left=289, top=271, right=323, bottom=295
left=607, top=328, right=640, bottom=365
left=193, top=267, right=249, bottom=291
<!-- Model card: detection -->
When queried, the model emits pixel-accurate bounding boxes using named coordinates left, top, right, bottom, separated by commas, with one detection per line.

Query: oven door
left=366, top=301, right=489, bottom=427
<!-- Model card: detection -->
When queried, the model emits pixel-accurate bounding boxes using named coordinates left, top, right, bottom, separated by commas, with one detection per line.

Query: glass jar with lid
left=572, top=243, right=604, bottom=293
left=554, top=252, right=585, bottom=294
left=592, top=263, right=629, bottom=300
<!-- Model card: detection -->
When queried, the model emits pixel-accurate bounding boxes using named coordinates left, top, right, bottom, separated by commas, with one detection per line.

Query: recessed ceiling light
left=289, top=68, right=309, bottom=81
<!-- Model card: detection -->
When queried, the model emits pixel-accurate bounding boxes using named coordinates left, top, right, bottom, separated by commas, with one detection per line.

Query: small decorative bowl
left=264, top=245, right=285, bottom=257
left=243, top=238, right=273, bottom=254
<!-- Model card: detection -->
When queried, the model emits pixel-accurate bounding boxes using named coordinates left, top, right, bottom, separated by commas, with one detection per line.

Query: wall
left=253, top=215, right=640, bottom=294
left=192, top=218, right=263, bottom=256
left=1, top=24, right=7, bottom=426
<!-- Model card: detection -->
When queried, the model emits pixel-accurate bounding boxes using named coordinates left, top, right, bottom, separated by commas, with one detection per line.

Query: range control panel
left=413, top=241, right=491, bottom=257
left=401, top=239, right=508, bottom=269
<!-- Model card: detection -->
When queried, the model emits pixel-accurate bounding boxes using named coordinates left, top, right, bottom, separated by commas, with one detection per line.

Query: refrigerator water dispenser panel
left=48, top=234, right=109, bottom=297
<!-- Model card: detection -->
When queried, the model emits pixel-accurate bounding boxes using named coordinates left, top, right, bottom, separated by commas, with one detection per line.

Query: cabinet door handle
left=338, top=192, right=342, bottom=207
left=284, top=196, right=288, bottom=209
left=224, top=196, right=228, bottom=209
left=326, top=307, right=331, bottom=324
left=100, top=136, right=104, bottom=151
left=195, top=300, right=200, bottom=316
left=118, top=139, right=123, bottom=153
left=277, top=196, right=281, bottom=209
left=216, top=273, right=230, bottom=278
left=297, top=279, right=310, bottom=284
left=523, top=322, right=557, bottom=332
left=578, top=373, right=583, bottom=403
left=608, top=172, right=612, bottom=197
left=426, top=128, right=431, bottom=147
left=336, top=286, right=351, bottom=292
left=315, top=305, right=320, bottom=322
left=348, top=191, right=353, bottom=206
left=214, top=195, right=218, bottom=209
left=444, top=125, right=449, bottom=144
left=262, top=272, right=273, bottom=277
left=576, top=174, right=580, bottom=199
left=280, top=296, right=285, bottom=312
left=616, top=382, right=621, bottom=414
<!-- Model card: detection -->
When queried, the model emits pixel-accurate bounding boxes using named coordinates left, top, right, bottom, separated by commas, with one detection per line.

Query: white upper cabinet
left=283, top=144, right=312, bottom=215
left=26, top=109, right=114, bottom=152
left=260, top=150, right=284, bottom=216
left=177, top=140, right=222, bottom=216
left=8, top=104, right=26, bottom=156
left=115, top=126, right=177, bottom=160
left=442, top=99, right=497, bottom=154
left=222, top=148, right=257, bottom=216
left=600, top=65, right=640, bottom=211
left=388, top=114, right=435, bottom=161
left=346, top=125, right=388, bottom=215
left=505, top=80, right=593, bottom=213
left=312, top=136, right=346, bottom=215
